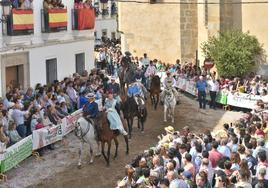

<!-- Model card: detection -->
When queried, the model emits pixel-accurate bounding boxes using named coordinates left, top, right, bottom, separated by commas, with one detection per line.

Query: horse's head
left=165, top=89, right=174, bottom=101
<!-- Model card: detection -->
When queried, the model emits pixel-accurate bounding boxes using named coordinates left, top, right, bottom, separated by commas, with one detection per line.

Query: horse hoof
left=95, top=153, right=101, bottom=157
left=141, top=131, right=144, bottom=134
left=89, top=160, right=93, bottom=164
left=77, top=164, right=82, bottom=169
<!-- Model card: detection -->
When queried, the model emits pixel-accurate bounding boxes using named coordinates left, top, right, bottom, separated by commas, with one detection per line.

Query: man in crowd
left=196, top=76, right=207, bottom=109
left=207, top=76, right=219, bottom=110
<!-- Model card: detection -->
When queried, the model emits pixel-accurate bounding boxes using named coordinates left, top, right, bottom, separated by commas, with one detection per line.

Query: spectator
left=209, top=141, right=223, bottom=168
left=7, top=121, right=21, bottom=145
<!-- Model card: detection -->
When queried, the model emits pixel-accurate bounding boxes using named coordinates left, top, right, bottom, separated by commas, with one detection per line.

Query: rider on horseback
left=145, top=60, right=156, bottom=90
left=107, top=76, right=121, bottom=103
left=127, top=78, right=147, bottom=106
left=82, top=93, right=101, bottom=140
left=161, top=71, right=179, bottom=102
left=104, top=92, right=128, bottom=136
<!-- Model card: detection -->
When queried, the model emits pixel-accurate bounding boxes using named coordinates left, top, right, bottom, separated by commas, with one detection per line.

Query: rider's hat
left=86, top=93, right=95, bottom=99
left=164, top=126, right=174, bottom=134
left=125, top=51, right=131, bottom=56
left=136, top=78, right=142, bottom=82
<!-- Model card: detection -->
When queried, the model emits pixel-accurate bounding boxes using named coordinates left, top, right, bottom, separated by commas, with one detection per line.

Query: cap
left=183, top=170, right=192, bottom=179
left=86, top=93, right=95, bottom=99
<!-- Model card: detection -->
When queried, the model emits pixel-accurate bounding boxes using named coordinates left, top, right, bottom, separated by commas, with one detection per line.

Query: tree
left=201, top=30, right=265, bottom=78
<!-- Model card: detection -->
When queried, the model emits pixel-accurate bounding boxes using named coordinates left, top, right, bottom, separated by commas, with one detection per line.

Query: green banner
left=0, top=136, right=32, bottom=173
left=216, top=91, right=228, bottom=105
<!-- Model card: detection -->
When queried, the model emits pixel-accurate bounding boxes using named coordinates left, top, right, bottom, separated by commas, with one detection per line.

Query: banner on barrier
left=0, top=136, right=32, bottom=173
left=227, top=93, right=262, bottom=109
left=216, top=91, right=228, bottom=105
left=62, top=109, right=82, bottom=136
left=32, top=124, right=63, bottom=150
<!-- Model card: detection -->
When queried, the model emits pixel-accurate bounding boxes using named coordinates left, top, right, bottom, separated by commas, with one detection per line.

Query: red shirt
left=35, top=123, right=45, bottom=130
left=209, top=149, right=223, bottom=168
left=255, top=129, right=265, bottom=136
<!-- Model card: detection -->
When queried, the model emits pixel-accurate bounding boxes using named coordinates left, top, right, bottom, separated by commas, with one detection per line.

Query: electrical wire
left=115, top=0, right=268, bottom=5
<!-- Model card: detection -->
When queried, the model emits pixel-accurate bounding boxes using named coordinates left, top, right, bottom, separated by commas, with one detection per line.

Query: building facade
left=0, top=0, right=96, bottom=97
left=94, top=0, right=119, bottom=40
left=119, top=0, right=268, bottom=65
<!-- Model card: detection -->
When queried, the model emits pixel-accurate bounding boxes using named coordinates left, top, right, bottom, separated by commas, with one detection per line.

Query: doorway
left=46, top=58, right=57, bottom=84
left=75, top=53, right=85, bottom=75
left=6, top=65, right=24, bottom=91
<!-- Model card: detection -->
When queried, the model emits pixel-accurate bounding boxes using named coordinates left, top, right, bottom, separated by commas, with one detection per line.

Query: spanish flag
left=12, top=9, right=34, bottom=30
left=48, top=9, right=67, bottom=28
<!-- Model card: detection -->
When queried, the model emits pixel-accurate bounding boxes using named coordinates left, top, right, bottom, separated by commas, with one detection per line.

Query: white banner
left=227, top=93, right=262, bottom=109
left=32, top=124, right=63, bottom=150
left=62, top=109, right=82, bottom=136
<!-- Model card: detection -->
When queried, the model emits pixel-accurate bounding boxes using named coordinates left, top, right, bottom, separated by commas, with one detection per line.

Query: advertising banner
left=32, top=124, right=63, bottom=150
left=0, top=136, right=32, bottom=173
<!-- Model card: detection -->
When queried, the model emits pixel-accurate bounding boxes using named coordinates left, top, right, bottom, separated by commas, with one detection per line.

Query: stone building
left=118, top=0, right=268, bottom=65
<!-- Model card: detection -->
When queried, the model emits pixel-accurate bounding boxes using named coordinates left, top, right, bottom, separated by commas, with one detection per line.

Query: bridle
left=75, top=120, right=90, bottom=143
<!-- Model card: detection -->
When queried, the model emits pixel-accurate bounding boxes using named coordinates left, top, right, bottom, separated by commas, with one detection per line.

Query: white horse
left=163, top=89, right=176, bottom=123
left=75, top=117, right=101, bottom=168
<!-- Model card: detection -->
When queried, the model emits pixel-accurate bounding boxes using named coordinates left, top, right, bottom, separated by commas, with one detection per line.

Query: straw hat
left=164, top=126, right=174, bottom=134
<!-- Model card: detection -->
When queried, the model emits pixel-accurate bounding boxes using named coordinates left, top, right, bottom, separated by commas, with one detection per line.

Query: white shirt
left=142, top=58, right=150, bottom=66
left=208, top=80, right=219, bottom=92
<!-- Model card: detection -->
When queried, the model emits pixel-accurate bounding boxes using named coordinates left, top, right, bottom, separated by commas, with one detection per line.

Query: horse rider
left=104, top=92, right=128, bottom=136
left=127, top=79, right=146, bottom=106
left=161, top=71, right=179, bottom=102
left=82, top=93, right=101, bottom=140
left=134, top=66, right=146, bottom=86
left=121, top=51, right=132, bottom=70
left=107, top=76, right=121, bottom=103
left=145, top=60, right=156, bottom=90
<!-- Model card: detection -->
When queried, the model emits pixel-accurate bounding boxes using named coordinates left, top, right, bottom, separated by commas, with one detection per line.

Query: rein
left=75, top=121, right=91, bottom=143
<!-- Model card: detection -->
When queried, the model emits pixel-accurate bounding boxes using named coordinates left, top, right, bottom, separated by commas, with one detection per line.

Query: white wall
left=95, top=18, right=118, bottom=39
left=29, top=40, right=94, bottom=86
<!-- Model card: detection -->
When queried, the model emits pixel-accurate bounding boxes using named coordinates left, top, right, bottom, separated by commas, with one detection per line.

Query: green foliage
left=201, top=30, right=265, bottom=77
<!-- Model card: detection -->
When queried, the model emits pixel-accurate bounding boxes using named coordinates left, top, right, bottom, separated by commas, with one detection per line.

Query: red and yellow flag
left=48, top=9, right=67, bottom=28
left=12, top=9, right=34, bottom=30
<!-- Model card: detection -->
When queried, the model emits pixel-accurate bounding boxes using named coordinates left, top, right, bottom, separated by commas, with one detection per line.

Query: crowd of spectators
left=74, top=0, right=93, bottom=9
left=11, top=0, right=33, bottom=9
left=0, top=69, right=111, bottom=152
left=43, top=0, right=65, bottom=10
left=116, top=111, right=268, bottom=188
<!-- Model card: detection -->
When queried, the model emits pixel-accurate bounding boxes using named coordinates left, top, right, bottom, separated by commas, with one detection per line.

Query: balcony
left=41, top=8, right=67, bottom=33
left=5, top=9, right=34, bottom=36
left=72, top=8, right=95, bottom=30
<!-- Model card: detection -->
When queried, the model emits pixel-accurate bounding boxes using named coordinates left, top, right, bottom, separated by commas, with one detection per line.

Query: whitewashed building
left=94, top=0, right=119, bottom=40
left=0, top=0, right=95, bottom=97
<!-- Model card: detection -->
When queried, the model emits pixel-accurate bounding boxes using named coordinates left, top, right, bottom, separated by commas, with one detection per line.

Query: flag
left=48, top=9, right=67, bottom=28
left=77, top=8, right=95, bottom=30
left=12, top=9, right=34, bottom=30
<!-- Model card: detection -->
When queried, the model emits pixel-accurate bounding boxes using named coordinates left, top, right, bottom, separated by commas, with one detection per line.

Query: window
left=102, top=29, right=107, bottom=37
left=75, top=53, right=85, bottom=75
left=111, top=32, right=116, bottom=39
left=46, top=58, right=57, bottom=84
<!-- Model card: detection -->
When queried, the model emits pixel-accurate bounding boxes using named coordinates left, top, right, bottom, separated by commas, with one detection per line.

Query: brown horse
left=150, top=75, right=161, bottom=110
left=98, top=111, right=129, bottom=166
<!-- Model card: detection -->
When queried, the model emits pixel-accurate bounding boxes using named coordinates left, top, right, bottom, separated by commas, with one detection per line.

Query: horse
left=122, top=95, right=147, bottom=139
left=98, top=111, right=129, bottom=166
left=75, top=117, right=101, bottom=168
left=163, top=89, right=176, bottom=123
left=150, top=75, right=161, bottom=110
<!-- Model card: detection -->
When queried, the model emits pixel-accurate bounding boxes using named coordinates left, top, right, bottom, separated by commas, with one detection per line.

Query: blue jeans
left=16, top=124, right=26, bottom=138
left=198, top=91, right=206, bottom=109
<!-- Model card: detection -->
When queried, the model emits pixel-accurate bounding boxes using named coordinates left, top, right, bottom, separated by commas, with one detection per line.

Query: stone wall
left=180, top=0, right=198, bottom=63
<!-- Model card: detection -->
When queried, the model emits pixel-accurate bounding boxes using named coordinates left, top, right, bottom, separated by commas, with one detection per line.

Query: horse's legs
left=101, top=141, right=108, bottom=164
left=164, top=105, right=167, bottom=122
left=124, top=135, right=129, bottom=155
left=150, top=93, right=154, bottom=106
left=155, top=94, right=159, bottom=110
left=89, top=143, right=94, bottom=164
left=113, top=138, right=119, bottom=159
left=127, top=118, right=132, bottom=139
left=140, top=118, right=144, bottom=133
left=95, top=141, right=101, bottom=157
left=171, top=106, right=175, bottom=123
left=107, top=141, right=111, bottom=166
left=78, top=142, right=83, bottom=168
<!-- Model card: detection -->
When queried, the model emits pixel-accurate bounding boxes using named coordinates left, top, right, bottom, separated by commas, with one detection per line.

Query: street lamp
left=0, top=0, right=11, bottom=23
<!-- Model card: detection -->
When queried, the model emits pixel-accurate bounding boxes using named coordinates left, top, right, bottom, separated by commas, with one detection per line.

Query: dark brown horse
left=122, top=96, right=147, bottom=139
left=150, top=75, right=161, bottom=110
left=98, top=111, right=129, bottom=166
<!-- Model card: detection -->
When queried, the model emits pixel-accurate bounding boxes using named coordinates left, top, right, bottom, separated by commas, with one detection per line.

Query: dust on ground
left=2, top=94, right=243, bottom=188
